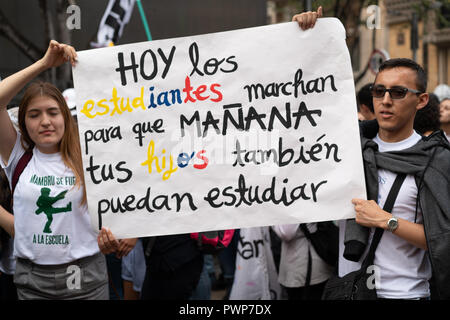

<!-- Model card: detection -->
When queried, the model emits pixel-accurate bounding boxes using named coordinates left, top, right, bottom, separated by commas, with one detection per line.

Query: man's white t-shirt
left=1, top=134, right=99, bottom=265
left=338, top=131, right=432, bottom=299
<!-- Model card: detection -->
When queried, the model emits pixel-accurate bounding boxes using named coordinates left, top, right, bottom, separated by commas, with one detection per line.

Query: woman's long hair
left=18, top=82, right=86, bottom=204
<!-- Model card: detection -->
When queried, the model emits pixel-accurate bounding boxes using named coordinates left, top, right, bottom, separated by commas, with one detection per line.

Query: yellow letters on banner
left=80, top=87, right=145, bottom=119
left=141, top=140, right=178, bottom=181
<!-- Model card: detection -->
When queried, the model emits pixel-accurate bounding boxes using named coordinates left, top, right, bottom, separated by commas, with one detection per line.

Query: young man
left=292, top=9, right=449, bottom=299
left=414, top=93, right=441, bottom=136
left=343, top=59, right=450, bottom=299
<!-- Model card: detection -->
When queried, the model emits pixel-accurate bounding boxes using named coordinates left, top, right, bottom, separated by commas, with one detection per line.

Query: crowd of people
left=0, top=8, right=449, bottom=301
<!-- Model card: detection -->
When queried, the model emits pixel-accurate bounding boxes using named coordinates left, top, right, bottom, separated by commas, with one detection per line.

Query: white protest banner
left=72, top=18, right=366, bottom=239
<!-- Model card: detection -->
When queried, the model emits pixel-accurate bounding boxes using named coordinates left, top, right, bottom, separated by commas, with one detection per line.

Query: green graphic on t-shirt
left=35, top=187, right=72, bottom=234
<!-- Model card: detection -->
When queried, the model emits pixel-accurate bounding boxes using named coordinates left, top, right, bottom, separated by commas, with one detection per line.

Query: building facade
left=267, top=0, right=450, bottom=93
left=384, top=0, right=449, bottom=92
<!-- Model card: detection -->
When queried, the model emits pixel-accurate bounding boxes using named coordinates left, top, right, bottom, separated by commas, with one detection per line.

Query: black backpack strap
left=10, top=151, right=32, bottom=213
left=299, top=224, right=313, bottom=292
left=143, top=236, right=157, bottom=259
left=299, top=223, right=311, bottom=239
left=362, top=173, right=407, bottom=267
left=303, top=245, right=312, bottom=296
left=11, top=151, right=32, bottom=195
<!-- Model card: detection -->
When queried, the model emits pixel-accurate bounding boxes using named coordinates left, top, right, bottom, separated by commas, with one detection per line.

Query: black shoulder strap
left=11, top=151, right=33, bottom=211
left=143, top=236, right=157, bottom=259
left=362, top=173, right=407, bottom=267
left=299, top=223, right=311, bottom=239
left=302, top=245, right=313, bottom=298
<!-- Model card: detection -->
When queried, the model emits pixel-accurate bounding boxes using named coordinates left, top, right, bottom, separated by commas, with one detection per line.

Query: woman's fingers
left=97, top=227, right=119, bottom=254
left=62, top=44, right=78, bottom=67
left=106, top=228, right=120, bottom=249
left=43, top=40, right=77, bottom=68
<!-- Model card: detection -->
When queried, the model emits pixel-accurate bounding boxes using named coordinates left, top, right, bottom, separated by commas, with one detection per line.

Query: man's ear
left=416, top=92, right=429, bottom=111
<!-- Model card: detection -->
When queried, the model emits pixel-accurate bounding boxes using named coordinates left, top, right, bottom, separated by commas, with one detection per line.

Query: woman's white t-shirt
left=1, top=134, right=99, bottom=265
left=338, top=131, right=432, bottom=299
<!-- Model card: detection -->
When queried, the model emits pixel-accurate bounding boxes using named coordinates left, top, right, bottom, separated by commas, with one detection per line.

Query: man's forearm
left=353, top=198, right=428, bottom=251
left=378, top=214, right=427, bottom=251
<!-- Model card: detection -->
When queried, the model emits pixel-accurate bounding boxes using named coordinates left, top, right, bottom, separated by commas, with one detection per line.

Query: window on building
left=397, top=32, right=405, bottom=45
left=438, top=47, right=448, bottom=85
left=438, top=3, right=450, bottom=29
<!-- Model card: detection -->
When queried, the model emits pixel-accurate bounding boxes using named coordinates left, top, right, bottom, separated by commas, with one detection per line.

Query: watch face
left=388, top=218, right=398, bottom=231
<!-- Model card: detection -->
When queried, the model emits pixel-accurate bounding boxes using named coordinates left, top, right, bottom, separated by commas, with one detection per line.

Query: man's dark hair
left=378, top=58, right=427, bottom=93
left=414, top=93, right=441, bottom=135
left=357, top=83, right=374, bottom=113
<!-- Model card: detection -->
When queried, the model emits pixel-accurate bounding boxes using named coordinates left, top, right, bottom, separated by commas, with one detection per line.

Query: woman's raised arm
left=0, top=40, right=77, bottom=164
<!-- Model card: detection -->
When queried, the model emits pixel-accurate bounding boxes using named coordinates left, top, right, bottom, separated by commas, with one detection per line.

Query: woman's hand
left=292, top=6, right=323, bottom=30
left=97, top=228, right=138, bottom=258
left=97, top=227, right=120, bottom=255
left=40, top=40, right=77, bottom=69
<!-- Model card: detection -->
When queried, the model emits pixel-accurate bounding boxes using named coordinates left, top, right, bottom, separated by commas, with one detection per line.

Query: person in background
left=229, top=227, right=281, bottom=300
left=189, top=254, right=213, bottom=300
left=272, top=224, right=334, bottom=300
left=121, top=238, right=146, bottom=300
left=0, top=169, right=17, bottom=300
left=0, top=107, right=19, bottom=301
left=357, top=83, right=376, bottom=121
left=215, top=230, right=239, bottom=300
left=413, top=93, right=441, bottom=136
left=439, top=97, right=450, bottom=141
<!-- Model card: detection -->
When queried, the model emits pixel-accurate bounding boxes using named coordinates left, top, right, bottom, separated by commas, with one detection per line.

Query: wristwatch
left=387, top=216, right=399, bottom=232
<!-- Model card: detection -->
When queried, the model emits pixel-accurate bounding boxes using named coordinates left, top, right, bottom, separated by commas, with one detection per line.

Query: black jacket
left=344, top=120, right=450, bottom=299
left=145, top=234, right=202, bottom=273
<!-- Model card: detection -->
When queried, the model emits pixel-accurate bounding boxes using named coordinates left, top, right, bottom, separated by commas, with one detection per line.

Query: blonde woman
left=0, top=40, right=109, bottom=299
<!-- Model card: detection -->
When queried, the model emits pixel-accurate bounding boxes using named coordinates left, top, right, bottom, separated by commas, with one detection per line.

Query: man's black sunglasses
left=370, top=84, right=423, bottom=99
